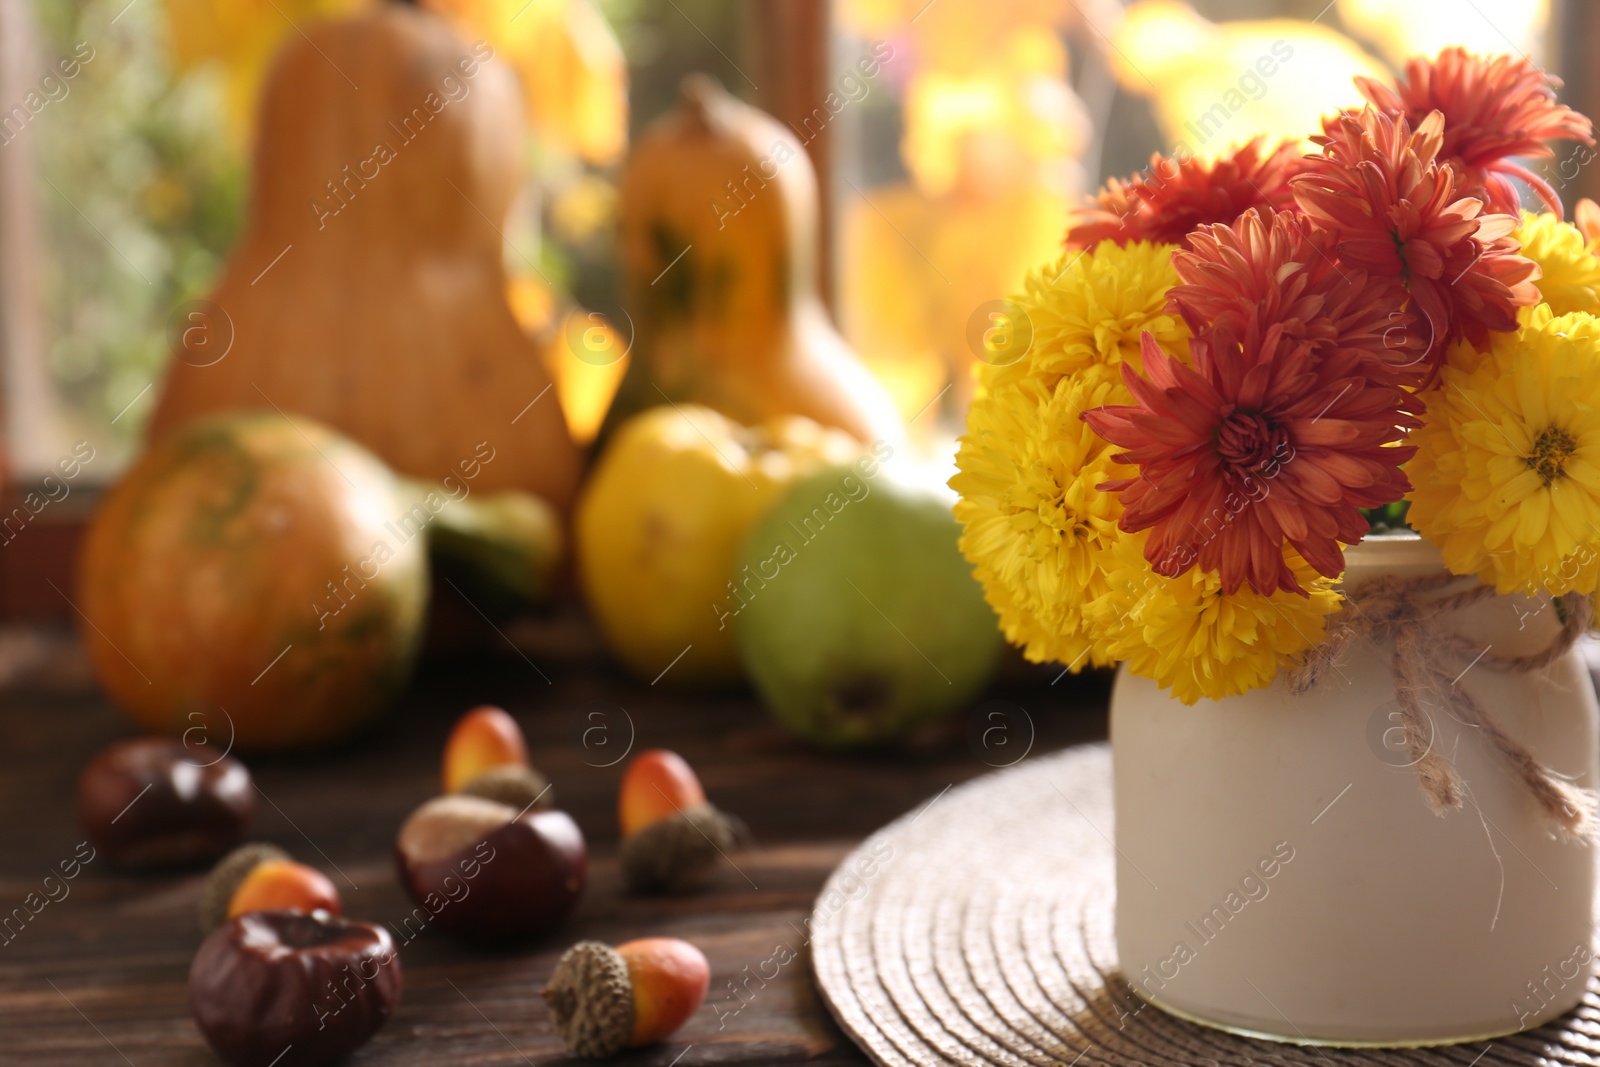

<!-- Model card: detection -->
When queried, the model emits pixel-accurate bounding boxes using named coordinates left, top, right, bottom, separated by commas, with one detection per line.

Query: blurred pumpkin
left=605, top=76, right=903, bottom=447
left=426, top=484, right=566, bottom=613
left=149, top=4, right=583, bottom=513
left=78, top=412, right=427, bottom=751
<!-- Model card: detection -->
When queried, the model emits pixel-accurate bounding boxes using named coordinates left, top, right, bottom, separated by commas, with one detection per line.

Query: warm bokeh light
left=899, top=27, right=1089, bottom=197
left=1337, top=0, right=1547, bottom=67
left=165, top=0, right=626, bottom=161
left=841, top=184, right=1070, bottom=422
left=837, top=0, right=1090, bottom=431
left=506, top=277, right=629, bottom=447
left=1108, top=0, right=1386, bottom=158
left=424, top=0, right=627, bottom=165
left=165, top=0, right=366, bottom=143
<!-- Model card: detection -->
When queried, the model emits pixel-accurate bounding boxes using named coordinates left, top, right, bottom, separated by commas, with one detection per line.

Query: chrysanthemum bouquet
left=953, top=47, right=1600, bottom=704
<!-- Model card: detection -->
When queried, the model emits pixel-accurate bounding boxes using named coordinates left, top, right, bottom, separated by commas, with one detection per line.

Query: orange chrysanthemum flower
left=1068, top=138, right=1303, bottom=249
left=1083, top=330, right=1416, bottom=597
left=1357, top=47, right=1593, bottom=215
left=1293, top=107, right=1539, bottom=378
left=1169, top=208, right=1427, bottom=388
left=1576, top=198, right=1600, bottom=248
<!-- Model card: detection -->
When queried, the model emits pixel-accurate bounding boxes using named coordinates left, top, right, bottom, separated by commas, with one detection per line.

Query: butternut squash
left=605, top=76, right=903, bottom=445
left=149, top=4, right=582, bottom=514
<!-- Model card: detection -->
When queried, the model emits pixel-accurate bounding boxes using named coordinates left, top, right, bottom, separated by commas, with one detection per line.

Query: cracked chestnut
left=79, top=738, right=254, bottom=868
left=395, top=794, right=586, bottom=941
left=189, top=909, right=401, bottom=1067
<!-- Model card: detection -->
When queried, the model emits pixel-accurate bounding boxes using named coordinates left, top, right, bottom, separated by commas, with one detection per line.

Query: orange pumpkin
left=604, top=76, right=904, bottom=446
left=78, top=412, right=428, bottom=751
left=149, top=4, right=582, bottom=514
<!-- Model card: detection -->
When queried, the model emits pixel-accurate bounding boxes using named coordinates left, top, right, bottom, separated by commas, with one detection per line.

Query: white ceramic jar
left=1112, top=534, right=1598, bottom=1046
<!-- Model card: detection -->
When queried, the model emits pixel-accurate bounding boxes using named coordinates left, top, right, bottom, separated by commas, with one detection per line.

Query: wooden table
left=0, top=625, right=1109, bottom=1066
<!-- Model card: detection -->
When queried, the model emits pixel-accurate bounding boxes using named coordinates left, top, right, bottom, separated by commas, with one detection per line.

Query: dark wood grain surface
left=0, top=621, right=1109, bottom=1066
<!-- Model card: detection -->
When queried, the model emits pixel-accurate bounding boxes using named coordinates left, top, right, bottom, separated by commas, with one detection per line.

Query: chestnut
left=395, top=794, right=585, bottom=942
left=79, top=738, right=254, bottom=868
left=189, top=909, right=401, bottom=1067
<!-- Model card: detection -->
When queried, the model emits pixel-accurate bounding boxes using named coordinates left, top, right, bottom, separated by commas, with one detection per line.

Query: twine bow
left=1290, top=572, right=1596, bottom=839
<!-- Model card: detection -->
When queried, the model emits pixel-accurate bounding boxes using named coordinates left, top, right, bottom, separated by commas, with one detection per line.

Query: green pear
left=730, top=460, right=1001, bottom=747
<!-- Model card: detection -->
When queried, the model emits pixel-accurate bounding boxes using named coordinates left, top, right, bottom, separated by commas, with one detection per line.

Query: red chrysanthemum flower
left=1292, top=107, right=1539, bottom=378
left=1357, top=47, right=1594, bottom=214
left=1083, top=330, right=1416, bottom=596
left=1169, top=208, right=1428, bottom=389
left=1067, top=138, right=1304, bottom=249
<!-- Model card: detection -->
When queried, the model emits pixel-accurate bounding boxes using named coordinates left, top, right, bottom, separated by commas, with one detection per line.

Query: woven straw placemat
left=810, top=744, right=1600, bottom=1067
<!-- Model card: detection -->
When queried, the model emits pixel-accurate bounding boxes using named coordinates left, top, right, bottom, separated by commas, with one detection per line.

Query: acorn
left=542, top=937, right=709, bottom=1058
left=618, top=750, right=738, bottom=894
left=200, top=843, right=342, bottom=934
left=443, top=705, right=552, bottom=811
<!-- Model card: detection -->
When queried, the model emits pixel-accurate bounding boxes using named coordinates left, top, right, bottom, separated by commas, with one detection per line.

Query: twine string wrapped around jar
left=1290, top=571, right=1596, bottom=839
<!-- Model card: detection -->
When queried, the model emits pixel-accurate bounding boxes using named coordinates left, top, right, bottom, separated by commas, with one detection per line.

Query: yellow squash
left=577, top=405, right=861, bottom=684
left=605, top=76, right=903, bottom=446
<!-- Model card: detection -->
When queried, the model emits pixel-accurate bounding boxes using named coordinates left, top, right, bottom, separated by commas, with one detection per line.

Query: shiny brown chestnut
left=189, top=909, right=401, bottom=1067
left=395, top=794, right=586, bottom=942
left=79, top=738, right=254, bottom=867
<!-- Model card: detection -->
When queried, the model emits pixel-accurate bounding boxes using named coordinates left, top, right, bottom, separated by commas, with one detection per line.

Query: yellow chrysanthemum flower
left=1090, top=533, right=1342, bottom=705
left=1514, top=212, right=1600, bottom=318
left=984, top=240, right=1189, bottom=389
left=1441, top=303, right=1556, bottom=376
left=1407, top=310, right=1600, bottom=596
left=951, top=365, right=1132, bottom=671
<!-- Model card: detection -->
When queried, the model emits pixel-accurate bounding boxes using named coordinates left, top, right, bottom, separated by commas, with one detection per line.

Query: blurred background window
left=829, top=0, right=1563, bottom=431
left=0, top=0, right=1580, bottom=475
left=0, top=0, right=751, bottom=474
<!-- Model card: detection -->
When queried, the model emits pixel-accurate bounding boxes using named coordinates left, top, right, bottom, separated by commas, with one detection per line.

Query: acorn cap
left=199, top=842, right=290, bottom=933
left=458, top=764, right=552, bottom=811
left=620, top=804, right=735, bottom=895
left=542, top=940, right=634, bottom=1058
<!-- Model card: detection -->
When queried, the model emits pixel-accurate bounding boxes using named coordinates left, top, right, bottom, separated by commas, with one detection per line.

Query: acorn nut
left=200, top=843, right=342, bottom=933
left=443, top=705, right=552, bottom=810
left=618, top=749, right=738, bottom=894
left=543, top=937, right=710, bottom=1058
